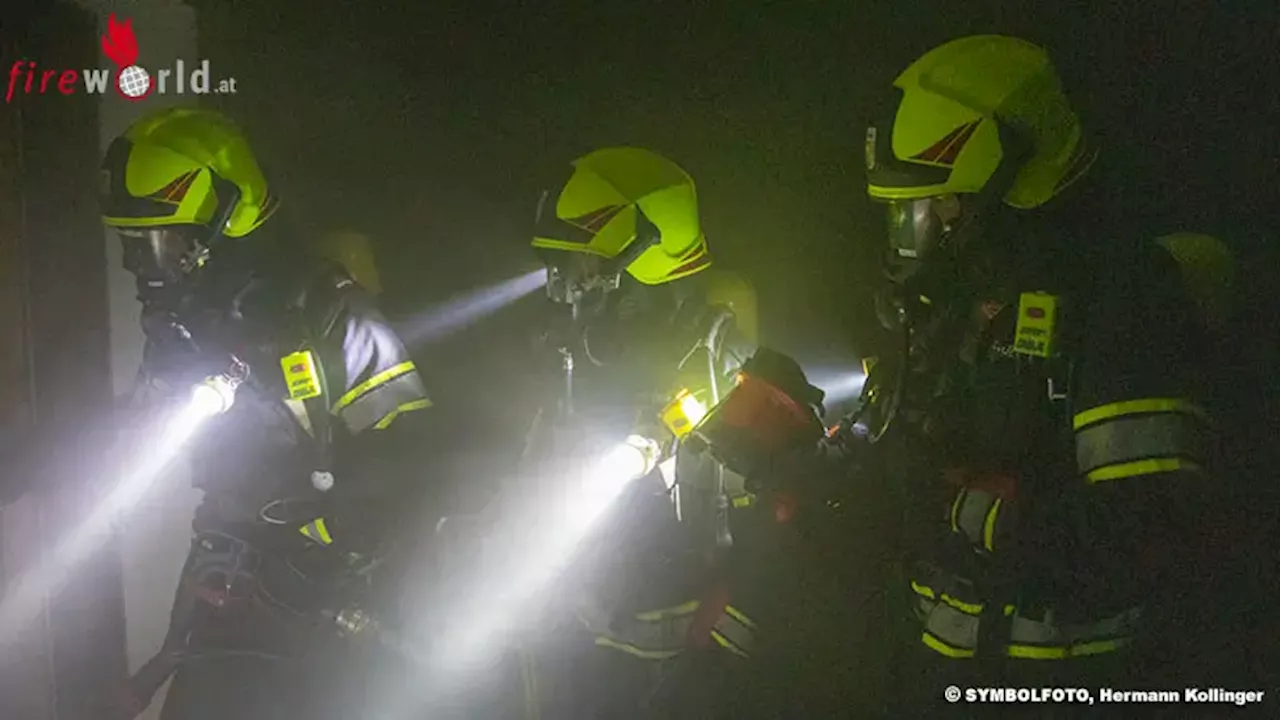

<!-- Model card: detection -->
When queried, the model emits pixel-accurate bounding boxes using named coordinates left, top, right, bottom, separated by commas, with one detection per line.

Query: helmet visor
left=886, top=198, right=947, bottom=261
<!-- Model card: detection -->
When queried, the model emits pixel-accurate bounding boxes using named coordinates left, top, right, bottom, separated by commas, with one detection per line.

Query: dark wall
left=0, top=2, right=127, bottom=717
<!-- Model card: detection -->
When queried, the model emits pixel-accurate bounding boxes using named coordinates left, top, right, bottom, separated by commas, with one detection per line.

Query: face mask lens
left=119, top=228, right=200, bottom=283
left=886, top=198, right=944, bottom=261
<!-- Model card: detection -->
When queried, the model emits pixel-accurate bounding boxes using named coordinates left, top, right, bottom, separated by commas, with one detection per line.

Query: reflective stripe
left=372, top=398, right=434, bottom=430
left=949, top=491, right=964, bottom=533
left=923, top=630, right=975, bottom=658
left=951, top=488, right=1002, bottom=552
left=1074, top=398, right=1208, bottom=483
left=594, top=635, right=683, bottom=660
left=725, top=604, right=757, bottom=630
left=1088, top=458, right=1202, bottom=483
left=594, top=602, right=697, bottom=660
left=284, top=398, right=314, bottom=437
left=333, top=361, right=417, bottom=413
left=1007, top=637, right=1130, bottom=659
left=711, top=605, right=756, bottom=658
left=982, top=497, right=1002, bottom=552
left=918, top=596, right=1141, bottom=661
left=299, top=517, right=333, bottom=545
left=596, top=601, right=755, bottom=661
left=1073, top=398, right=1207, bottom=431
left=911, top=581, right=936, bottom=600
left=912, top=581, right=983, bottom=616
left=634, top=600, right=700, bottom=621
left=711, top=630, right=750, bottom=658
left=1009, top=606, right=1142, bottom=646
left=337, top=368, right=430, bottom=434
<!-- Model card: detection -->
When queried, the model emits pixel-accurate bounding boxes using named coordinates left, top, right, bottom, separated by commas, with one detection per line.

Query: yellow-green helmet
left=318, top=231, right=382, bottom=295
left=101, top=107, right=278, bottom=238
left=702, top=269, right=759, bottom=346
left=532, top=147, right=711, bottom=286
left=1156, top=232, right=1236, bottom=332
left=865, top=35, right=1097, bottom=210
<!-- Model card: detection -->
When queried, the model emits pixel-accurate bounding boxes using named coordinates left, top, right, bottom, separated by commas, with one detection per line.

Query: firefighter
left=96, top=108, right=435, bottom=720
left=520, top=147, right=761, bottom=717
left=709, top=36, right=1216, bottom=714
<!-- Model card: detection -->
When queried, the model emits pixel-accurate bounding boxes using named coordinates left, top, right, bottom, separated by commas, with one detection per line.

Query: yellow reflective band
left=1005, top=637, right=1129, bottom=660
left=1086, top=458, right=1202, bottom=484
left=1072, top=398, right=1207, bottom=431
left=593, top=635, right=682, bottom=660
left=983, top=497, right=1002, bottom=552
left=634, top=600, right=701, bottom=622
left=299, top=517, right=333, bottom=545
left=332, top=361, right=417, bottom=414
left=731, top=493, right=756, bottom=509
left=915, top=580, right=984, bottom=615
left=725, top=605, right=757, bottom=630
left=868, top=183, right=952, bottom=201
left=922, top=631, right=974, bottom=658
left=1004, top=605, right=1016, bottom=617
left=942, top=594, right=984, bottom=616
left=372, top=398, right=434, bottom=430
left=710, top=630, right=750, bottom=658
left=949, top=490, right=964, bottom=533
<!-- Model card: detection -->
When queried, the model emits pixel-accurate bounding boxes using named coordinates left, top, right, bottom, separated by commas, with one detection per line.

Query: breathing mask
left=117, top=226, right=211, bottom=310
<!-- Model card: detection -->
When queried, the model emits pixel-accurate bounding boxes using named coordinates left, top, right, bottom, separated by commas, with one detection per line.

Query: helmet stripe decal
left=911, top=120, right=982, bottom=166
left=569, top=203, right=626, bottom=232
left=1053, top=139, right=1099, bottom=193
left=678, top=241, right=705, bottom=260
left=148, top=169, right=199, bottom=205
left=668, top=250, right=711, bottom=277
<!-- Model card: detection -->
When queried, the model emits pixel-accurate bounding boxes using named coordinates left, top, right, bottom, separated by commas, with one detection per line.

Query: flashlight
left=190, top=356, right=250, bottom=417
left=597, top=434, right=660, bottom=484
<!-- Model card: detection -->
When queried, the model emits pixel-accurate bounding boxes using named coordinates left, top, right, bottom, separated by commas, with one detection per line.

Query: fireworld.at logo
left=5, top=14, right=238, bottom=103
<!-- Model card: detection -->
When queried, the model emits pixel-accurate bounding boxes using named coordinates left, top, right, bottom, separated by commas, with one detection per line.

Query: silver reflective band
left=593, top=602, right=756, bottom=660
left=338, top=369, right=428, bottom=434
left=1075, top=411, right=1208, bottom=478
left=918, top=594, right=1141, bottom=660
left=950, top=488, right=1002, bottom=552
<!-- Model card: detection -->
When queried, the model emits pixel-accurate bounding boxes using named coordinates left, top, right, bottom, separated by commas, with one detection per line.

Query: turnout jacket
left=147, top=258, right=433, bottom=548
left=799, top=232, right=1213, bottom=663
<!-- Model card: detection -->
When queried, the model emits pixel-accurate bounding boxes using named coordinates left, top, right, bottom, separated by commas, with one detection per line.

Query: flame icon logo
left=101, top=14, right=151, bottom=101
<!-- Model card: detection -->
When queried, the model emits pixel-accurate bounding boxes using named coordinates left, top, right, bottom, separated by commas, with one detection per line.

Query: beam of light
left=810, top=367, right=868, bottom=405
left=399, top=269, right=547, bottom=346
left=0, top=389, right=221, bottom=651
left=379, top=439, right=653, bottom=717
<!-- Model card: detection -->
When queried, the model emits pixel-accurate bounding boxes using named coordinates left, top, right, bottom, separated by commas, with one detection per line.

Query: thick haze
left=192, top=1, right=1276, bottom=458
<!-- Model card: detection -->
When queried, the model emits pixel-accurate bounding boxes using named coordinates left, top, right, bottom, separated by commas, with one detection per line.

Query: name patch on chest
left=1012, top=292, right=1059, bottom=358
left=281, top=350, right=323, bottom=401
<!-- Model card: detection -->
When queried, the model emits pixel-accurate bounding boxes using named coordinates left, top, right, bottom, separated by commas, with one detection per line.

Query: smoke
left=399, top=269, right=547, bottom=347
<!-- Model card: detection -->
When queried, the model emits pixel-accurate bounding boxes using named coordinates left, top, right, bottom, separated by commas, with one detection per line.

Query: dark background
left=190, top=1, right=1278, bottom=424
